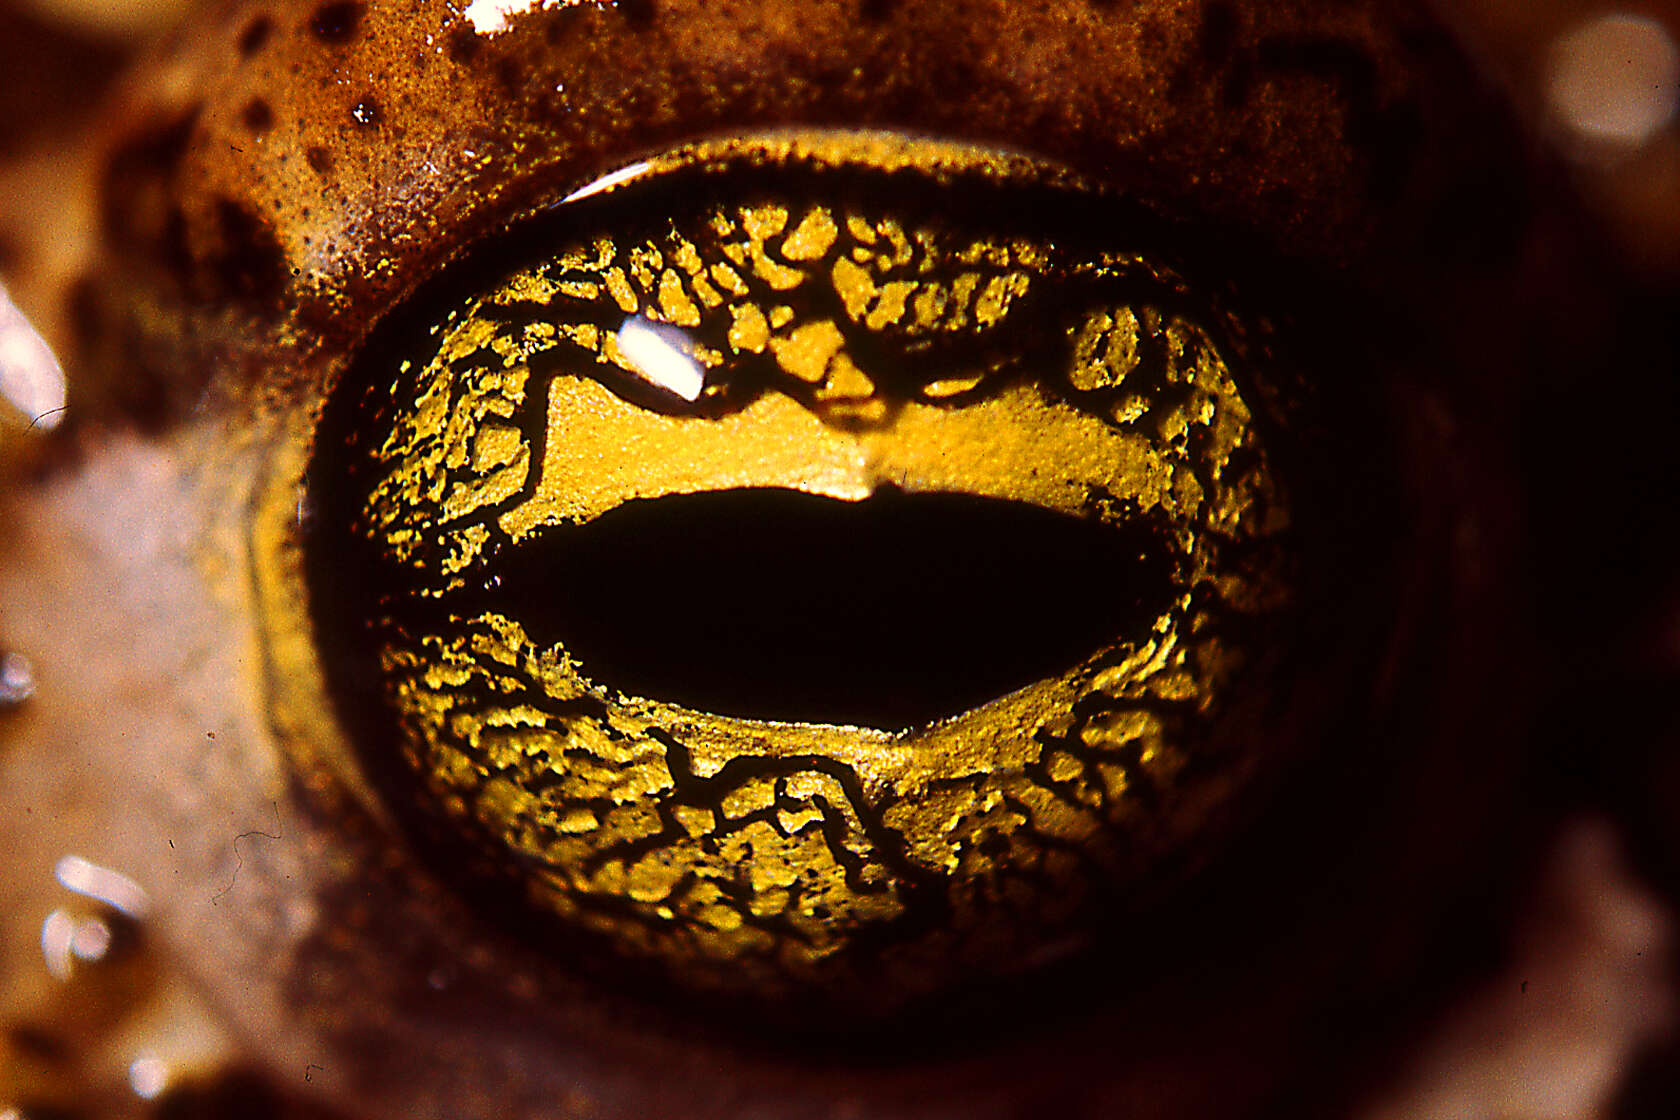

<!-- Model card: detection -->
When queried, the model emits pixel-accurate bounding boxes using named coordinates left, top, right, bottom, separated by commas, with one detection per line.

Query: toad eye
left=7, top=0, right=1666, bottom=1116
left=305, top=134, right=1294, bottom=1012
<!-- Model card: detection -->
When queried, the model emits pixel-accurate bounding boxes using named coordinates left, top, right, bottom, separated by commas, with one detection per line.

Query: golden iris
left=308, top=131, right=1293, bottom=1007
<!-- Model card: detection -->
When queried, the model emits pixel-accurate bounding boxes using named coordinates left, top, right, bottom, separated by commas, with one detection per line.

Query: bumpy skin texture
left=75, top=0, right=1488, bottom=422
left=0, top=0, right=1670, bottom=1118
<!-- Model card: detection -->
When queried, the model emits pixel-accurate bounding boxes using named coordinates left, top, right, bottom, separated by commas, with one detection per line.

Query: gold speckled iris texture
left=311, top=133, right=1293, bottom=1005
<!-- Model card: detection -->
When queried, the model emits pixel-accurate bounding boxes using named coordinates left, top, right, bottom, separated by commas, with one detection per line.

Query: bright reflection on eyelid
left=615, top=315, right=707, bottom=401
left=0, top=282, right=67, bottom=431
left=55, top=853, right=152, bottom=919
left=562, top=160, right=657, bottom=203
left=1547, top=12, right=1680, bottom=149
left=462, top=0, right=546, bottom=35
left=463, top=0, right=612, bottom=36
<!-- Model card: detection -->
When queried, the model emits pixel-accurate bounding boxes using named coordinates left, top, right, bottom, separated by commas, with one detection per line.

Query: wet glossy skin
left=1, top=0, right=1677, bottom=1118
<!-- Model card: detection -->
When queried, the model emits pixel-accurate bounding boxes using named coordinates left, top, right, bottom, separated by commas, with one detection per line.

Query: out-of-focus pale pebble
left=1361, top=818, right=1674, bottom=1120
left=1547, top=12, right=1680, bottom=149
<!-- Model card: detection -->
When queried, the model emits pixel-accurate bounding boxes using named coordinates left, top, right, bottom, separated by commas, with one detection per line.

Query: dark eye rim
left=284, top=129, right=1524, bottom=1061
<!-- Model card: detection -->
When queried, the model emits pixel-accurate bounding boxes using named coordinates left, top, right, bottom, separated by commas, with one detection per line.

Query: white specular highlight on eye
left=0, top=282, right=67, bottom=431
left=615, top=315, right=706, bottom=401
left=1547, top=12, right=1680, bottom=148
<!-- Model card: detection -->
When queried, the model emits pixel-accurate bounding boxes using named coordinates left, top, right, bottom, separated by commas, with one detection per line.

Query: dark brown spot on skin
left=237, top=14, right=274, bottom=56
left=859, top=0, right=895, bottom=21
left=212, top=198, right=287, bottom=308
left=64, top=274, right=102, bottom=346
left=99, top=106, right=201, bottom=243
left=103, top=108, right=199, bottom=181
left=615, top=0, right=655, bottom=23
left=446, top=25, right=481, bottom=64
left=161, top=206, right=192, bottom=282
left=0, top=234, right=19, bottom=272
left=6, top=1024, right=70, bottom=1065
left=305, top=146, right=334, bottom=175
left=309, top=1, right=364, bottom=43
left=350, top=96, right=382, bottom=127
left=241, top=98, right=274, bottom=133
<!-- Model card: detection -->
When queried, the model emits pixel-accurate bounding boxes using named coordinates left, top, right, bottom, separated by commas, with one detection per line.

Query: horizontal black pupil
left=473, top=487, right=1177, bottom=729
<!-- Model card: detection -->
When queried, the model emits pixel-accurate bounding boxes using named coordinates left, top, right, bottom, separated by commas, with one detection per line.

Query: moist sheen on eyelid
left=305, top=132, right=1299, bottom=1015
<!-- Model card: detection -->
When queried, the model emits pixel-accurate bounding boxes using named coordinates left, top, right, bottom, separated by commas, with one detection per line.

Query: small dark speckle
left=309, top=1, right=364, bottom=43
left=615, top=0, right=655, bottom=23
left=860, top=0, right=895, bottom=21
left=206, top=731, right=216, bottom=739
left=305, top=145, right=335, bottom=174
left=241, top=98, right=275, bottom=133
left=446, top=25, right=481, bottom=64
left=350, top=96, right=382, bottom=127
left=1520, top=979, right=1529, bottom=994
left=238, top=14, right=274, bottom=56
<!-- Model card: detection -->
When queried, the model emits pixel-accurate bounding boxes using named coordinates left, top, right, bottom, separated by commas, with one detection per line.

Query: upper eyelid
left=66, top=0, right=1427, bottom=433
